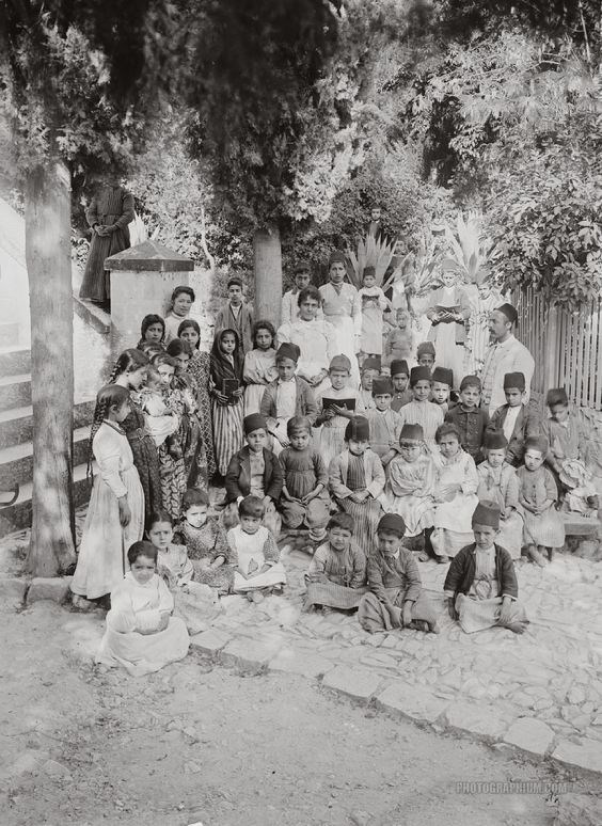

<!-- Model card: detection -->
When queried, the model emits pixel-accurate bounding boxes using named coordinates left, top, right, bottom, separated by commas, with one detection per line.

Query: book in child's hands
left=322, top=397, right=356, bottom=412
left=223, top=378, right=239, bottom=397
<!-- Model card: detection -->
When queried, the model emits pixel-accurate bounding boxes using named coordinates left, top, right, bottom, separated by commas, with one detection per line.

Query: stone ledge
left=553, top=739, right=602, bottom=775
left=322, top=665, right=383, bottom=701
left=27, top=577, right=72, bottom=605
left=220, top=637, right=284, bottom=672
left=441, top=702, right=509, bottom=743
left=376, top=680, right=448, bottom=726
left=190, top=629, right=232, bottom=656
left=0, top=576, right=29, bottom=608
left=268, top=649, right=334, bottom=679
left=503, top=717, right=555, bottom=758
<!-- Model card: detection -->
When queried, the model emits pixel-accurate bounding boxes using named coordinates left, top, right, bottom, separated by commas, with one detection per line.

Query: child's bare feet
left=429, top=621, right=440, bottom=634
left=505, top=620, right=528, bottom=635
left=526, top=545, right=546, bottom=567
left=544, top=546, right=554, bottom=562
left=251, top=590, right=264, bottom=604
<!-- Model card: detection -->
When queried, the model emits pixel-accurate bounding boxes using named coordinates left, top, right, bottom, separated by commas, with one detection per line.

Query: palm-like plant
left=345, top=233, right=397, bottom=289
left=444, top=211, right=499, bottom=285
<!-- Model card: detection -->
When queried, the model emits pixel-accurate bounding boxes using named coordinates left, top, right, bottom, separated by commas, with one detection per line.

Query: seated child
left=444, top=501, right=528, bottom=634
left=304, top=513, right=367, bottom=612
left=379, top=424, right=436, bottom=552
left=365, top=378, right=402, bottom=467
left=383, top=308, right=413, bottom=369
left=96, top=541, right=190, bottom=676
left=279, top=416, right=331, bottom=548
left=329, top=415, right=385, bottom=554
left=517, top=436, right=566, bottom=566
left=228, top=495, right=287, bottom=602
left=140, top=365, right=179, bottom=448
left=431, top=423, right=479, bottom=562
left=390, top=360, right=412, bottom=412
left=243, top=320, right=279, bottom=416
left=358, top=513, right=440, bottom=634
left=397, top=366, right=444, bottom=446
left=476, top=432, right=523, bottom=559
left=488, top=372, right=539, bottom=467
left=541, top=387, right=598, bottom=515
left=315, top=354, right=363, bottom=471
left=147, top=510, right=220, bottom=632
left=358, top=265, right=388, bottom=363
left=260, top=342, right=317, bottom=456
left=431, top=367, right=453, bottom=416
left=358, top=357, right=380, bottom=411
left=224, top=413, right=283, bottom=537
left=416, top=341, right=436, bottom=371
left=173, top=489, right=234, bottom=595
left=444, top=375, right=489, bottom=463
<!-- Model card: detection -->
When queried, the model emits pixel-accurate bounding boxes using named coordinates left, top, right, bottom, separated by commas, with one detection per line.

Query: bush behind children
left=77, top=265, right=595, bottom=674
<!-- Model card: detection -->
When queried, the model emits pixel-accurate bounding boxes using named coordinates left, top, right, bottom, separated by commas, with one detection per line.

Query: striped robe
left=210, top=334, right=245, bottom=476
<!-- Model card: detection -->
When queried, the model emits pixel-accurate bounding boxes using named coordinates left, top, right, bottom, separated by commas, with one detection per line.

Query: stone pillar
left=106, top=240, right=195, bottom=355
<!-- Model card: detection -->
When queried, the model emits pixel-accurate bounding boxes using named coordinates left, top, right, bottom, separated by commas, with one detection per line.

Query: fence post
left=544, top=305, right=560, bottom=391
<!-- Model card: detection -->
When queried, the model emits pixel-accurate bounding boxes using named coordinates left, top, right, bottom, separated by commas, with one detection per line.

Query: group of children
left=72, top=262, right=599, bottom=676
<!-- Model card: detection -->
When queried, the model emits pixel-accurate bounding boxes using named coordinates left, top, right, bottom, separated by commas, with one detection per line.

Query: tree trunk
left=253, top=224, right=283, bottom=328
left=25, top=161, right=76, bottom=575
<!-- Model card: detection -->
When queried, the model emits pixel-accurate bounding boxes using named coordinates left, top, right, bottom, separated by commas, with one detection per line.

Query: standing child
left=315, top=354, right=363, bottom=470
left=279, top=416, right=331, bottom=549
left=173, top=489, right=233, bottom=594
left=228, top=495, right=287, bottom=602
left=281, top=262, right=312, bottom=325
left=517, top=436, right=566, bottom=565
left=304, top=513, right=367, bottom=613
left=466, top=274, right=502, bottom=375
left=444, top=502, right=528, bottom=635
left=383, top=309, right=413, bottom=370
left=319, top=251, right=362, bottom=385
left=431, top=422, right=479, bottom=563
left=416, top=342, right=436, bottom=371
left=243, top=321, right=278, bottom=415
left=541, top=388, right=597, bottom=514
left=209, top=328, right=245, bottom=477
left=358, top=514, right=440, bottom=634
left=425, top=263, right=471, bottom=386
left=390, top=360, right=412, bottom=412
left=164, top=286, right=196, bottom=344
left=358, top=265, right=388, bottom=365
left=328, top=416, right=385, bottom=554
left=137, top=314, right=165, bottom=352
left=260, top=342, right=317, bottom=456
left=72, top=385, right=145, bottom=605
left=444, top=375, right=489, bottom=463
left=365, top=378, right=402, bottom=468
left=380, top=424, right=436, bottom=554
left=178, top=319, right=216, bottom=480
left=225, top=413, right=283, bottom=537
left=358, top=357, right=380, bottom=411
left=214, top=277, right=254, bottom=354
left=476, top=432, right=523, bottom=559
left=96, top=541, right=190, bottom=676
left=397, top=366, right=444, bottom=446
left=487, top=372, right=539, bottom=467
left=431, top=367, right=454, bottom=415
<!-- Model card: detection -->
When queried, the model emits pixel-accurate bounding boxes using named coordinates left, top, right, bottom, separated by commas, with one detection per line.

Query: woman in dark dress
left=80, top=180, right=135, bottom=304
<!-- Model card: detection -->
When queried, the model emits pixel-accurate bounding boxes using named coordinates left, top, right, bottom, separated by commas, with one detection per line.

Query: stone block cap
left=105, top=240, right=194, bottom=272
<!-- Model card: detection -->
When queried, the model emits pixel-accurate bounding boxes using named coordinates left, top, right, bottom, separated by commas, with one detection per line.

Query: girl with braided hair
left=110, top=349, right=162, bottom=517
left=71, top=385, right=144, bottom=605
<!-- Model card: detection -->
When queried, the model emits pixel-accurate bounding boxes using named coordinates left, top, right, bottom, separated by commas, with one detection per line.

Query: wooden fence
left=516, top=287, right=602, bottom=411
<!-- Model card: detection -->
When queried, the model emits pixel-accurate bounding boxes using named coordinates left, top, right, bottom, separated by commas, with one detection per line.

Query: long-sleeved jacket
left=445, top=404, right=490, bottom=463
left=259, top=376, right=318, bottom=426
left=487, top=403, right=540, bottom=466
left=366, top=547, right=423, bottom=604
left=443, top=542, right=519, bottom=601
left=479, top=335, right=535, bottom=413
left=328, top=448, right=385, bottom=500
left=225, top=446, right=284, bottom=503
left=214, top=303, right=254, bottom=354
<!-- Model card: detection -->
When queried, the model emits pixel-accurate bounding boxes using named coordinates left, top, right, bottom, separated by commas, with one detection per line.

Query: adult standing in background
left=479, top=303, right=535, bottom=414
left=79, top=177, right=135, bottom=306
left=319, top=252, right=361, bottom=385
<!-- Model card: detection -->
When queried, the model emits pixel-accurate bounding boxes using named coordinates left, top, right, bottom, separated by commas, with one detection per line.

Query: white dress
left=432, top=449, right=479, bottom=558
left=277, top=318, right=338, bottom=395
left=96, top=573, right=190, bottom=676
left=228, top=525, right=287, bottom=593
left=71, top=422, right=144, bottom=600
left=319, top=282, right=362, bottom=385
left=314, top=382, right=364, bottom=470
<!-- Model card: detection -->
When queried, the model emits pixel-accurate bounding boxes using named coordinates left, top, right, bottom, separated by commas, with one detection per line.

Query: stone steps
left=0, top=372, right=30, bottom=413
left=0, top=398, right=95, bottom=449
left=0, top=346, right=31, bottom=375
left=0, top=461, right=94, bottom=534
left=0, top=426, right=91, bottom=488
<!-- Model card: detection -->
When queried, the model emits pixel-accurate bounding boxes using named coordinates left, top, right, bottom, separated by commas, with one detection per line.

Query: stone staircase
left=0, top=346, right=95, bottom=535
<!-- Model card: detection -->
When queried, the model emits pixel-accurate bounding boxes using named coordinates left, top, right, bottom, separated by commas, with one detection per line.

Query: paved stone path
left=2, top=512, right=602, bottom=778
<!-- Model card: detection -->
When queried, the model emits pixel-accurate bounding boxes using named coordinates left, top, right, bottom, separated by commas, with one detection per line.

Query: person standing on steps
left=479, top=303, right=535, bottom=415
left=79, top=176, right=135, bottom=307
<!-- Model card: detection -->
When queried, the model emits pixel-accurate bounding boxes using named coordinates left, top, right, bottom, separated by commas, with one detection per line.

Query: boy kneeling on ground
left=443, top=501, right=528, bottom=635
left=358, top=513, right=440, bottom=634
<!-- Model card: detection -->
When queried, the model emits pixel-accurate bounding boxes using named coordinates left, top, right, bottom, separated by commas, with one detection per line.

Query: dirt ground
left=1, top=601, right=592, bottom=826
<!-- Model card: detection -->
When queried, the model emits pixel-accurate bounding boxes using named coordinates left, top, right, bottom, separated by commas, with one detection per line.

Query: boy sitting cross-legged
left=358, top=513, right=440, bottom=634
left=304, top=513, right=367, bottom=613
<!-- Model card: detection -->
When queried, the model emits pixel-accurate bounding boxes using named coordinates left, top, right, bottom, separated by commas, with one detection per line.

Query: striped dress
left=397, top=400, right=444, bottom=446
left=79, top=186, right=135, bottom=302
left=209, top=333, right=245, bottom=477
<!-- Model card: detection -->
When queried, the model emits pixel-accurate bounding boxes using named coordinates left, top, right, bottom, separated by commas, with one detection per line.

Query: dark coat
left=488, top=404, right=540, bottom=467
left=225, top=446, right=284, bottom=503
left=443, top=542, right=519, bottom=600
left=445, top=404, right=490, bottom=463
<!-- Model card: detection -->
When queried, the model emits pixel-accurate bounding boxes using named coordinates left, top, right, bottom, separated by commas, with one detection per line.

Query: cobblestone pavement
left=2, top=509, right=602, bottom=779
